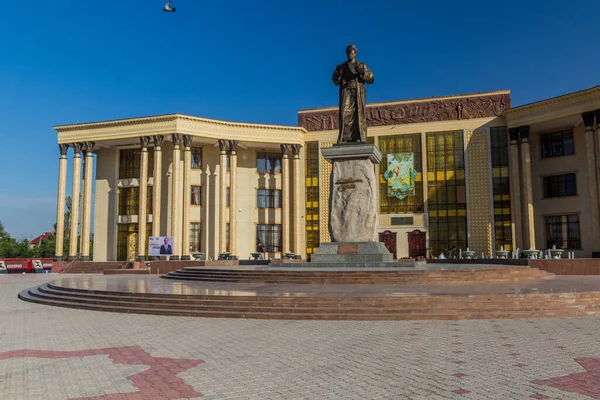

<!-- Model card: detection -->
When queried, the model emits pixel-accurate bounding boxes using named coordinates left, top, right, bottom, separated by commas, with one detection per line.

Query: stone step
left=18, top=289, right=600, bottom=320
left=28, top=287, right=600, bottom=314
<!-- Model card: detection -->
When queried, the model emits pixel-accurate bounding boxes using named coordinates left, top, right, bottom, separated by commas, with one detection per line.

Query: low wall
left=427, top=259, right=529, bottom=266
left=529, top=259, right=600, bottom=275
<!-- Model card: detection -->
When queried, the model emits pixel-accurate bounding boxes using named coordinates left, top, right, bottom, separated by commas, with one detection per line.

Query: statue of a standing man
left=332, top=44, right=375, bottom=144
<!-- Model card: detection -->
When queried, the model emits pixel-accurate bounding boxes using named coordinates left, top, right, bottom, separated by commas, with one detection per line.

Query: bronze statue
left=332, top=44, right=374, bottom=143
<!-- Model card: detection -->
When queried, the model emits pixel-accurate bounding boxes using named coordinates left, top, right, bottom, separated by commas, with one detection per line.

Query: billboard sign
left=383, top=152, right=418, bottom=200
left=148, top=236, right=174, bottom=256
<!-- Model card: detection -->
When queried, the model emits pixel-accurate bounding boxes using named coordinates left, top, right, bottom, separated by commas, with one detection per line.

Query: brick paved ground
left=2, top=274, right=600, bottom=399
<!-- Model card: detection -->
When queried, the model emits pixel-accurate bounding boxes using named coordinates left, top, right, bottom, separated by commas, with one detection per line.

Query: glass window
left=257, top=189, right=282, bottom=208
left=226, top=187, right=230, bottom=207
left=256, top=224, right=282, bottom=253
left=119, top=148, right=154, bottom=179
left=257, top=152, right=282, bottom=174
left=490, top=127, right=512, bottom=251
left=541, top=130, right=574, bottom=158
left=426, top=131, right=467, bottom=256
left=191, top=186, right=201, bottom=205
left=305, top=142, right=320, bottom=256
left=543, top=173, right=577, bottom=198
left=118, top=188, right=152, bottom=215
left=545, top=215, right=581, bottom=249
left=226, top=223, right=230, bottom=253
left=191, top=147, right=202, bottom=169
left=190, top=223, right=201, bottom=252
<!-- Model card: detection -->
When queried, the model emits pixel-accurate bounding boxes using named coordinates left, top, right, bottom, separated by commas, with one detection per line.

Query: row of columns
left=55, top=141, right=95, bottom=260
left=507, top=126, right=534, bottom=250
left=508, top=110, right=600, bottom=251
left=55, top=134, right=304, bottom=260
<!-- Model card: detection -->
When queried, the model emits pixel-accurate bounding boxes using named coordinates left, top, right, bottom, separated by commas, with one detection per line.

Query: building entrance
left=407, top=229, right=426, bottom=258
left=378, top=230, right=397, bottom=259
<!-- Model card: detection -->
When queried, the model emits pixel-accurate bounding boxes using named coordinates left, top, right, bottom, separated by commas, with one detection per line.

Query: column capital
left=183, top=135, right=193, bottom=149
left=72, top=142, right=83, bottom=155
left=582, top=111, right=595, bottom=128
left=229, top=140, right=239, bottom=154
left=507, top=128, right=520, bottom=144
left=172, top=133, right=182, bottom=146
left=290, top=144, right=302, bottom=157
left=140, top=136, right=151, bottom=148
left=518, top=126, right=530, bottom=142
left=82, top=142, right=95, bottom=155
left=153, top=135, right=164, bottom=147
left=218, top=139, right=229, bottom=153
left=58, top=144, right=70, bottom=156
left=280, top=144, right=290, bottom=157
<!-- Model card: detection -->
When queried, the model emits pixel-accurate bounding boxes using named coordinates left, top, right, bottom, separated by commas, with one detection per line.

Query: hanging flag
left=383, top=153, right=417, bottom=200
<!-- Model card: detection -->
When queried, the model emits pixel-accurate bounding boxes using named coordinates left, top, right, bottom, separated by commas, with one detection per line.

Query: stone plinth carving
left=322, top=144, right=381, bottom=242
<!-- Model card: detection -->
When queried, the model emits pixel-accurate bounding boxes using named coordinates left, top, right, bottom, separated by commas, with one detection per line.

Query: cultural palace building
left=52, top=85, right=600, bottom=262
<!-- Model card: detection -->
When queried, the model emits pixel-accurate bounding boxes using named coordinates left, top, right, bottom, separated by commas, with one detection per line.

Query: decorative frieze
left=299, top=93, right=511, bottom=132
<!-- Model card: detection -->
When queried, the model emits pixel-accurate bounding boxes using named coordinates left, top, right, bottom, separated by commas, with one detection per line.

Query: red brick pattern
left=0, top=346, right=203, bottom=400
left=532, top=357, right=600, bottom=398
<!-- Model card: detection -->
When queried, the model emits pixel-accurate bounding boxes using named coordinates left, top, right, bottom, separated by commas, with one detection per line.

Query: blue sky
left=0, top=0, right=599, bottom=238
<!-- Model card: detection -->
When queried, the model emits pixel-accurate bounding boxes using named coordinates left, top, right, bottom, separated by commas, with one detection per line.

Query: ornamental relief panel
left=299, top=94, right=511, bottom=132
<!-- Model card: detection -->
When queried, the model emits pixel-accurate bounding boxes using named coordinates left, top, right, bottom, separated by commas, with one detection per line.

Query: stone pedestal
left=307, top=143, right=396, bottom=267
left=322, top=144, right=380, bottom=242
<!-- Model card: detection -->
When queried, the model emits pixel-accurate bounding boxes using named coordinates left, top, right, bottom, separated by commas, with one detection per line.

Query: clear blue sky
left=0, top=0, right=598, bottom=238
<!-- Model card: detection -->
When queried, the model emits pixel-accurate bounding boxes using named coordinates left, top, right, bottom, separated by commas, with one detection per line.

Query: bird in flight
left=163, top=1, right=176, bottom=12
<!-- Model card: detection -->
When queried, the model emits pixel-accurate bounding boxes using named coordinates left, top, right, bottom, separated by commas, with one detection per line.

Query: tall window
left=541, top=130, right=574, bottom=158
left=191, top=186, right=201, bottom=205
left=543, top=173, right=577, bottom=198
left=119, top=148, right=154, bottom=179
left=378, top=134, right=423, bottom=213
left=256, top=224, right=282, bottom=253
left=226, top=187, right=230, bottom=207
left=257, top=152, right=282, bottom=173
left=545, top=215, right=581, bottom=249
left=490, top=127, right=512, bottom=251
left=257, top=189, right=282, bottom=208
left=305, top=142, right=320, bottom=256
left=191, top=147, right=202, bottom=169
left=190, top=223, right=201, bottom=252
left=118, top=188, right=152, bottom=215
left=426, top=131, right=467, bottom=255
left=116, top=223, right=152, bottom=261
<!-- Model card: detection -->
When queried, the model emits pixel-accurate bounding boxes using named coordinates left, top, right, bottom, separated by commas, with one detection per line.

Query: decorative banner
left=383, top=152, right=417, bottom=200
left=148, top=236, right=174, bottom=256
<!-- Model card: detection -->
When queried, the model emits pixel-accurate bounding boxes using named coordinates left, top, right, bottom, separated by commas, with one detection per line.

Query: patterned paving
left=3, top=274, right=600, bottom=399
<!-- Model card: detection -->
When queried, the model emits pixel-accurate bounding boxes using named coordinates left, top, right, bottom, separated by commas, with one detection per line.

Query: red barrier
left=0, top=258, right=53, bottom=273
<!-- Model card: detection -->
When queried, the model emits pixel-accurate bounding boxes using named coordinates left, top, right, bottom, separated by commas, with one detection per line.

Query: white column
left=218, top=139, right=228, bottom=254
left=229, top=140, right=239, bottom=256
left=281, top=144, right=290, bottom=254
left=203, top=164, right=211, bottom=258
left=507, top=128, right=523, bottom=250
left=170, top=134, right=182, bottom=259
left=137, top=136, right=150, bottom=261
left=69, top=143, right=83, bottom=258
left=152, top=135, right=164, bottom=238
left=213, top=164, right=221, bottom=258
left=291, top=144, right=303, bottom=255
left=519, top=126, right=535, bottom=249
left=181, top=135, right=193, bottom=260
left=55, top=144, right=69, bottom=259
left=80, top=142, right=95, bottom=260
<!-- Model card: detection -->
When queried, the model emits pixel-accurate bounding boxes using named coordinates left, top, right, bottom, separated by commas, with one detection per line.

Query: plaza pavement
left=2, top=274, right=600, bottom=399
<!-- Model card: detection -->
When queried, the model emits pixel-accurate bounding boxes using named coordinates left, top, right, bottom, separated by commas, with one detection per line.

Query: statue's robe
left=332, top=61, right=374, bottom=143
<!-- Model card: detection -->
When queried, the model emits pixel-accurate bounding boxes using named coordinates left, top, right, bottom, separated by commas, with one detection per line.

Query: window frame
left=256, top=224, right=282, bottom=253
left=191, top=147, right=202, bottom=169
left=257, top=189, right=282, bottom=209
left=540, top=129, right=574, bottom=159
left=544, top=214, right=581, bottom=249
left=191, top=185, right=202, bottom=206
left=542, top=173, right=577, bottom=198
left=257, top=152, right=282, bottom=174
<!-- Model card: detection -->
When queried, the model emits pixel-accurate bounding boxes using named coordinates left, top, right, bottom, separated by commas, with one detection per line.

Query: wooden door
left=408, top=230, right=426, bottom=258
left=378, top=230, right=397, bottom=259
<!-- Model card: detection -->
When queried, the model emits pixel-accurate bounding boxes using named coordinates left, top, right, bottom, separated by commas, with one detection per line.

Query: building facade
left=53, top=86, right=600, bottom=261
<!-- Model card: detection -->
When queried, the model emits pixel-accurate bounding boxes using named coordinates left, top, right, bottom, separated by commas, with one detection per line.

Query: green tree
left=0, top=221, right=33, bottom=258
